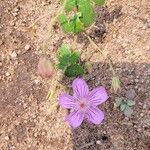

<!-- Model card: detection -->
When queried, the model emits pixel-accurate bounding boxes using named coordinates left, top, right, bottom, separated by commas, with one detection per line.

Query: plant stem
left=30, top=13, right=51, bottom=27
left=83, top=32, right=116, bottom=76
left=41, top=0, right=68, bottom=52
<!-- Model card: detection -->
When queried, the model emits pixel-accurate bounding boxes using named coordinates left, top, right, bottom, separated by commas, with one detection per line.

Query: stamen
left=80, top=103, right=85, bottom=108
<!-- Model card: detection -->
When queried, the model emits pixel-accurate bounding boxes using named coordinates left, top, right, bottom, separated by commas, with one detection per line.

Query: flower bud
left=111, top=76, right=121, bottom=93
left=38, top=57, right=55, bottom=78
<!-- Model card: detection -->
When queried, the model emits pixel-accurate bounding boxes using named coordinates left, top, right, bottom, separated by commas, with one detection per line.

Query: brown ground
left=0, top=0, right=150, bottom=150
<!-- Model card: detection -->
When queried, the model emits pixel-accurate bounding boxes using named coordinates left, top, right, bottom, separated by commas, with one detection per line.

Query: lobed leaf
left=58, top=44, right=71, bottom=56
left=120, top=103, right=127, bottom=111
left=63, top=0, right=76, bottom=12
left=114, top=97, right=123, bottom=107
left=65, top=64, right=85, bottom=77
left=58, top=14, right=74, bottom=33
left=123, top=105, right=133, bottom=117
left=58, top=13, right=84, bottom=33
left=78, top=0, right=96, bottom=27
left=69, top=52, right=80, bottom=64
left=57, top=44, right=81, bottom=71
left=127, top=100, right=136, bottom=106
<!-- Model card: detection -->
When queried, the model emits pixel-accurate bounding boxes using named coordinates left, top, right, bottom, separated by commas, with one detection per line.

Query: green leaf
left=57, top=55, right=70, bottom=70
left=115, top=97, right=123, bottom=107
left=58, top=13, right=84, bottom=33
left=58, top=14, right=74, bottom=33
left=120, top=103, right=126, bottom=111
left=123, top=105, right=133, bottom=117
left=60, top=0, right=95, bottom=31
left=72, top=13, right=84, bottom=32
left=65, top=64, right=85, bottom=77
left=57, top=44, right=71, bottom=70
left=78, top=0, right=96, bottom=27
left=69, top=52, right=80, bottom=64
left=58, top=44, right=71, bottom=56
left=93, top=0, right=105, bottom=5
left=57, top=44, right=81, bottom=71
left=127, top=100, right=136, bottom=106
left=64, top=0, right=76, bottom=12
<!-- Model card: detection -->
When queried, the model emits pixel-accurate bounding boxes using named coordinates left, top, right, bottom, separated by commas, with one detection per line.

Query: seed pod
left=38, top=57, right=55, bottom=78
left=111, top=76, right=121, bottom=93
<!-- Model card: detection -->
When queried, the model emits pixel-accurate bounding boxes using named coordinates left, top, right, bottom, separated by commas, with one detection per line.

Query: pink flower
left=59, top=78, right=109, bottom=128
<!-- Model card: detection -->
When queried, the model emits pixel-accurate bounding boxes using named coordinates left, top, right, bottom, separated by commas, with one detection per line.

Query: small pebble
left=0, top=62, right=2, bottom=67
left=143, top=104, right=147, bottom=109
left=12, top=12, right=18, bottom=17
left=113, top=34, right=116, bottom=38
left=34, top=133, right=38, bottom=137
left=139, top=102, right=142, bottom=106
left=14, top=8, right=19, bottom=12
left=24, top=44, right=31, bottom=51
left=10, top=146, right=15, bottom=149
left=96, top=140, right=102, bottom=145
left=34, top=79, right=40, bottom=84
left=24, top=120, right=28, bottom=123
left=5, top=136, right=9, bottom=141
left=140, top=113, right=144, bottom=117
left=6, top=72, right=10, bottom=77
left=41, top=131, right=46, bottom=136
left=11, top=51, right=17, bottom=58
left=135, top=79, right=139, bottom=82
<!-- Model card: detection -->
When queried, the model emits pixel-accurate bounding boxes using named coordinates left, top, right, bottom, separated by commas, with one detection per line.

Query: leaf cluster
left=57, top=44, right=84, bottom=77
left=58, top=0, right=105, bottom=33
left=114, top=97, right=135, bottom=117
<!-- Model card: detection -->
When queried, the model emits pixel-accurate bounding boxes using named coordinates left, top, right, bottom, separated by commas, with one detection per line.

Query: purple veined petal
left=59, top=93, right=76, bottom=109
left=66, top=110, right=84, bottom=128
left=86, top=106, right=104, bottom=125
left=72, top=78, right=89, bottom=99
left=88, top=87, right=108, bottom=106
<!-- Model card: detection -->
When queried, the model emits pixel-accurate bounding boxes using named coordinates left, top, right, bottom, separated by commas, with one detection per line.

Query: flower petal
left=89, top=87, right=108, bottom=106
left=66, top=110, right=84, bottom=128
left=72, top=78, right=89, bottom=98
left=59, top=93, right=76, bottom=109
left=86, top=106, right=104, bottom=124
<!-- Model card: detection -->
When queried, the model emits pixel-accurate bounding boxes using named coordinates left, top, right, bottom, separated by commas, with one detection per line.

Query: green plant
left=115, top=97, right=135, bottom=117
left=58, top=0, right=105, bottom=33
left=57, top=44, right=85, bottom=77
left=33, top=0, right=122, bottom=110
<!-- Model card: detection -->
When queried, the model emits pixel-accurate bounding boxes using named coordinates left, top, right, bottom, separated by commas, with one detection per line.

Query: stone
left=34, top=79, right=40, bottom=84
left=96, top=140, right=102, bottom=145
left=4, top=136, right=9, bottom=140
left=11, top=51, right=17, bottom=58
left=6, top=72, right=10, bottom=77
left=24, top=44, right=30, bottom=51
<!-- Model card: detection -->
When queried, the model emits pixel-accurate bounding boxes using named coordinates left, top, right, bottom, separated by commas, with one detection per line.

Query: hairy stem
left=83, top=32, right=116, bottom=76
left=41, top=0, right=68, bottom=51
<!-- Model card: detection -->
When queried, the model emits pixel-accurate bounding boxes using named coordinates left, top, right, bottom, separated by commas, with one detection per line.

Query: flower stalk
left=83, top=32, right=121, bottom=93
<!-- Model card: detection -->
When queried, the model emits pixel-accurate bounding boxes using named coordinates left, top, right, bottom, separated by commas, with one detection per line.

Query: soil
left=0, top=0, right=150, bottom=150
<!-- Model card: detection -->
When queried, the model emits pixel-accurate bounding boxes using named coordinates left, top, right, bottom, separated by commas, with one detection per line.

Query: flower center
left=77, top=98, right=89, bottom=111
left=80, top=102, right=86, bottom=108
